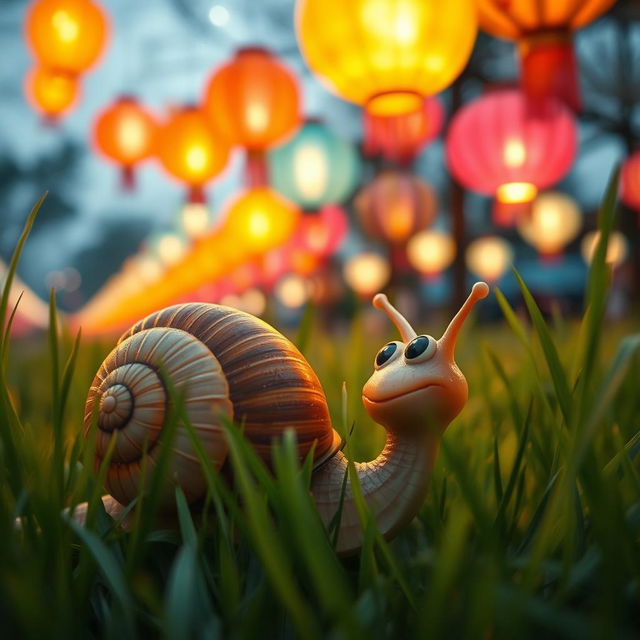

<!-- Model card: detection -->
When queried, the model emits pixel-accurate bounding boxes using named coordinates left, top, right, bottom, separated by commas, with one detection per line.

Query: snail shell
left=84, top=303, right=341, bottom=508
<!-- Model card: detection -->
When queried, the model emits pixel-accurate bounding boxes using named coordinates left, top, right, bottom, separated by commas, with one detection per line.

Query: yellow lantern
left=407, top=230, right=456, bottom=277
left=581, top=231, right=628, bottom=268
left=343, top=252, right=391, bottom=297
left=222, top=187, right=300, bottom=257
left=296, top=0, right=477, bottom=117
left=518, top=191, right=581, bottom=257
left=466, top=236, right=513, bottom=283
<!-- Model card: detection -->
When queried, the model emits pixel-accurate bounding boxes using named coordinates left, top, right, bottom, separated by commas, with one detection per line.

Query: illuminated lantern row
left=269, top=120, right=361, bottom=210
left=477, top=0, right=615, bottom=110
left=24, top=0, right=109, bottom=121
left=356, top=171, right=437, bottom=245
left=364, top=96, right=444, bottom=166
left=93, top=96, right=157, bottom=189
left=621, top=151, right=640, bottom=212
left=407, top=229, right=456, bottom=279
left=203, top=47, right=300, bottom=186
left=155, top=106, right=230, bottom=203
left=518, top=191, right=582, bottom=259
left=466, top=236, right=513, bottom=283
left=447, top=89, right=577, bottom=225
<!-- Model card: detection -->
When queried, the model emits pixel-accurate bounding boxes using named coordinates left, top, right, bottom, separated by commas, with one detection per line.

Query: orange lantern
left=155, top=106, right=231, bottom=203
left=222, top=187, right=300, bottom=257
left=296, top=0, right=477, bottom=117
left=356, top=171, right=437, bottom=246
left=203, top=47, right=301, bottom=186
left=25, top=65, right=79, bottom=122
left=407, top=229, right=456, bottom=279
left=25, top=0, right=109, bottom=74
left=477, top=0, right=616, bottom=110
left=93, top=96, right=157, bottom=190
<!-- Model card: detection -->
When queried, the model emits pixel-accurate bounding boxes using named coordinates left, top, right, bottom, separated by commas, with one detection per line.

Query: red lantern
left=155, top=106, right=230, bottom=203
left=25, top=0, right=109, bottom=74
left=355, top=171, right=437, bottom=245
left=25, top=65, right=79, bottom=123
left=203, top=47, right=301, bottom=186
left=477, top=0, right=615, bottom=110
left=364, top=96, right=444, bottom=166
left=295, top=205, right=348, bottom=259
left=446, top=89, right=577, bottom=225
left=621, top=151, right=640, bottom=212
left=93, top=96, right=157, bottom=190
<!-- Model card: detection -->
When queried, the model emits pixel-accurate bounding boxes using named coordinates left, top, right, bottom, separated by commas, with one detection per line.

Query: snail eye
left=404, top=335, right=436, bottom=363
left=375, top=342, right=399, bottom=369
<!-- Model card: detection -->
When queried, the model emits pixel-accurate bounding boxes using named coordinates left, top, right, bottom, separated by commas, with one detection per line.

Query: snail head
left=361, top=282, right=489, bottom=434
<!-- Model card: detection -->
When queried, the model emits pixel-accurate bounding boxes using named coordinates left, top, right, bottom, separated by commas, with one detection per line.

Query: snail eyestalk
left=372, top=293, right=417, bottom=342
left=439, top=282, right=489, bottom=359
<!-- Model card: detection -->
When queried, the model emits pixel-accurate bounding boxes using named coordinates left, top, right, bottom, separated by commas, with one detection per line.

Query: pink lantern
left=295, top=205, right=348, bottom=259
left=621, top=151, right=640, bottom=212
left=446, top=89, right=577, bottom=224
left=364, top=96, right=445, bottom=166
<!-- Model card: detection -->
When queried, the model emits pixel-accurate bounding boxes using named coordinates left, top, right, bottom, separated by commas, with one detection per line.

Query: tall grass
left=0, top=175, right=639, bottom=638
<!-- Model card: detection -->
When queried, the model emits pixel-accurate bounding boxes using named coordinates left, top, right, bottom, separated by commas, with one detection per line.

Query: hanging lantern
left=581, top=231, right=629, bottom=268
left=518, top=191, right=581, bottom=259
left=269, top=120, right=361, bottom=210
left=295, top=205, right=348, bottom=259
left=180, top=203, right=211, bottom=239
left=25, top=0, right=109, bottom=74
left=25, top=65, right=79, bottom=122
left=93, top=96, right=157, bottom=190
left=356, top=171, right=437, bottom=245
left=343, top=252, right=391, bottom=298
left=477, top=0, right=615, bottom=110
left=466, top=236, right=513, bottom=283
left=407, top=229, right=456, bottom=279
left=621, top=151, right=640, bottom=212
left=297, top=0, right=477, bottom=118
left=203, top=47, right=300, bottom=186
left=222, top=187, right=300, bottom=257
left=364, top=96, right=445, bottom=165
left=155, top=106, right=231, bottom=203
left=446, top=89, right=577, bottom=225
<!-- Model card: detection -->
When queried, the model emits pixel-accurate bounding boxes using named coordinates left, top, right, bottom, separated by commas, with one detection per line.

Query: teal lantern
left=269, top=120, right=361, bottom=211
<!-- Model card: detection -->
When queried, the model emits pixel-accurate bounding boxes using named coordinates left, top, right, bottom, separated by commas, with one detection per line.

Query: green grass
left=1, top=174, right=639, bottom=638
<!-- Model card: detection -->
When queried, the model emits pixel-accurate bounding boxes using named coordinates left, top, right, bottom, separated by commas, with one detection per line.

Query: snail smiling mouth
left=362, top=383, right=443, bottom=405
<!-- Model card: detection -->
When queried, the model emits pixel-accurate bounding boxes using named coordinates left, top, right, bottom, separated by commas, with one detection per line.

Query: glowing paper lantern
left=295, top=205, right=348, bottom=259
left=180, top=203, right=210, bottom=238
left=297, top=0, right=477, bottom=117
left=407, top=229, right=456, bottom=278
left=25, top=65, right=79, bottom=121
left=477, top=0, right=615, bottom=110
left=518, top=191, right=581, bottom=258
left=446, top=90, right=577, bottom=222
left=364, top=96, right=445, bottom=165
left=156, top=106, right=230, bottom=203
left=581, top=231, right=629, bottom=268
left=222, top=187, right=300, bottom=256
left=269, top=121, right=361, bottom=210
left=93, top=96, right=157, bottom=189
left=621, top=151, right=640, bottom=212
left=203, top=47, right=300, bottom=180
left=356, top=171, right=437, bottom=245
left=25, top=0, right=109, bottom=74
left=276, top=274, right=310, bottom=309
left=343, top=252, right=391, bottom=298
left=466, top=236, right=513, bottom=283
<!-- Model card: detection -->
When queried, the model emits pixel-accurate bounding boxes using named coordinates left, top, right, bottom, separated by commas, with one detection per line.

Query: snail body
left=84, top=283, right=489, bottom=555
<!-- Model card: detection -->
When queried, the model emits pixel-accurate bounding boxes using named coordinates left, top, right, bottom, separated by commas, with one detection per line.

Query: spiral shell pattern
left=85, top=326, right=233, bottom=507
left=120, top=303, right=341, bottom=468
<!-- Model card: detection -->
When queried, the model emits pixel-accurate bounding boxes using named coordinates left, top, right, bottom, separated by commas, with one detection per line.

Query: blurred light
left=407, top=229, right=456, bottom=276
left=496, top=182, right=537, bottom=204
left=343, top=252, right=391, bottom=297
left=297, top=0, right=477, bottom=116
left=241, top=288, right=266, bottom=316
left=25, top=66, right=79, bottom=120
left=276, top=275, right=309, bottom=309
left=208, top=4, right=229, bottom=26
left=581, top=231, right=628, bottom=268
left=466, top=236, right=513, bottom=283
left=133, top=255, right=163, bottom=284
left=181, top=203, right=210, bottom=238
left=156, top=233, right=187, bottom=266
left=518, top=191, right=581, bottom=256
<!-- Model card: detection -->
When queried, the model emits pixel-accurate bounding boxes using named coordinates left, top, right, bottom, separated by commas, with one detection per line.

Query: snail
left=83, top=282, right=489, bottom=555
